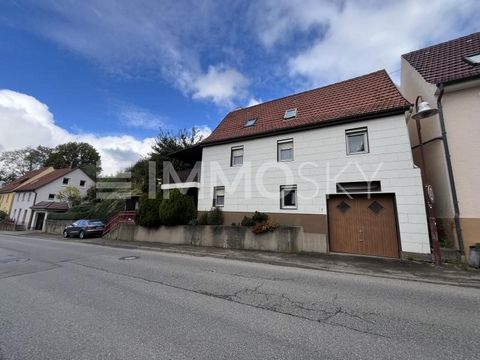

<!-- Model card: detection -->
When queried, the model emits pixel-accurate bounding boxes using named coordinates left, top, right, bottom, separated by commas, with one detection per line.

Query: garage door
left=327, top=194, right=399, bottom=258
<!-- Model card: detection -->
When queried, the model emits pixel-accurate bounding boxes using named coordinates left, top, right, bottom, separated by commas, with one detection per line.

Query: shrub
left=240, top=216, right=256, bottom=227
left=198, top=212, right=209, bottom=225
left=0, top=210, right=7, bottom=221
left=159, top=189, right=197, bottom=226
left=251, top=220, right=279, bottom=234
left=207, top=207, right=224, bottom=225
left=135, top=197, right=163, bottom=228
left=252, top=211, right=268, bottom=223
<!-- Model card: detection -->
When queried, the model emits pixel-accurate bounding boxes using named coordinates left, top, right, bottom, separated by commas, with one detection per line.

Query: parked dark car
left=63, top=219, right=105, bottom=239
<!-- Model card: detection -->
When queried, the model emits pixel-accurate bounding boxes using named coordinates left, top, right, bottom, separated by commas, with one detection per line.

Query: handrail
left=103, top=211, right=136, bottom=236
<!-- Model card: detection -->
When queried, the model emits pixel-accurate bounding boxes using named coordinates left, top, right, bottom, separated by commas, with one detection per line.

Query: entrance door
left=327, top=194, right=399, bottom=258
left=35, top=213, right=45, bottom=231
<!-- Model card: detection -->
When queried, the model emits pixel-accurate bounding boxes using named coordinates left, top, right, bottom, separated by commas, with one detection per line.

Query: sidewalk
left=5, top=231, right=480, bottom=289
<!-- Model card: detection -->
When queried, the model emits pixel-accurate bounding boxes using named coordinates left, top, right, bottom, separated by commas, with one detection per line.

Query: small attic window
left=464, top=53, right=480, bottom=65
left=284, top=108, right=297, bottom=120
left=244, top=118, right=256, bottom=127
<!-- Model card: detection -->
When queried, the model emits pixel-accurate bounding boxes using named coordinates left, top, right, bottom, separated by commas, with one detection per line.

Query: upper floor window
left=21, top=193, right=25, bottom=201
left=79, top=180, right=86, bottom=187
left=213, top=186, right=225, bottom=207
left=346, top=128, right=369, bottom=155
left=284, top=108, right=297, bottom=120
left=277, top=139, right=294, bottom=162
left=464, top=53, right=480, bottom=65
left=280, top=185, right=297, bottom=209
left=231, top=146, right=244, bottom=167
left=62, top=178, right=70, bottom=185
left=48, top=194, right=55, bottom=200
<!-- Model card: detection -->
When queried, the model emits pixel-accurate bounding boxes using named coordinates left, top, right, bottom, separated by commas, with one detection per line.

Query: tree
left=56, top=186, right=81, bottom=207
left=0, top=146, right=53, bottom=182
left=44, top=142, right=101, bottom=177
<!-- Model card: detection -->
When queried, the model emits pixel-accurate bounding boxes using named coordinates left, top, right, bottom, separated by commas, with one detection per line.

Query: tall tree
left=0, top=146, right=53, bottom=182
left=44, top=142, right=101, bottom=178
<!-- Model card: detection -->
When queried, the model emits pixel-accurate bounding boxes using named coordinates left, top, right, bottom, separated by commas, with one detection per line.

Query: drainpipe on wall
left=436, top=84, right=465, bottom=256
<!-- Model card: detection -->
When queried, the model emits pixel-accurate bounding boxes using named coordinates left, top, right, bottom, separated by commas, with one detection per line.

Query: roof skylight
left=244, top=118, right=256, bottom=127
left=284, top=108, right=297, bottom=120
left=464, top=53, right=480, bottom=65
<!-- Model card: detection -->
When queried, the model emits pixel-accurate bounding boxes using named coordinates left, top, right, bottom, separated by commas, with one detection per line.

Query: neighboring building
left=10, top=168, right=94, bottom=231
left=401, top=32, right=480, bottom=258
left=0, top=167, right=55, bottom=215
left=167, top=70, right=430, bottom=258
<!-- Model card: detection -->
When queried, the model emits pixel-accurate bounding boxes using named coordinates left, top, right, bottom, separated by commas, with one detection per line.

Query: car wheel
left=79, top=231, right=85, bottom=239
left=63, top=230, right=69, bottom=238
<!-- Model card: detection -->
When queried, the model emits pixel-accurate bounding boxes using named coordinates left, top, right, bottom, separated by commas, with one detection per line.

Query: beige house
left=401, top=32, right=480, bottom=258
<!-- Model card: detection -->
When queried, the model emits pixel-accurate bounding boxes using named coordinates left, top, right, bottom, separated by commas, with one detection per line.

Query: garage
left=327, top=194, right=400, bottom=258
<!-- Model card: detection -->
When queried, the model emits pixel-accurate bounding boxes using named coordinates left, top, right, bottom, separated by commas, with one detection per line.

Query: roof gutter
left=202, top=105, right=410, bottom=147
left=436, top=83, right=464, bottom=255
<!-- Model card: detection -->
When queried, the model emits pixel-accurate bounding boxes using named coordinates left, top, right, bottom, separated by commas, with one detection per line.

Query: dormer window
left=284, top=108, right=297, bottom=120
left=464, top=53, right=480, bottom=65
left=244, top=118, right=256, bottom=127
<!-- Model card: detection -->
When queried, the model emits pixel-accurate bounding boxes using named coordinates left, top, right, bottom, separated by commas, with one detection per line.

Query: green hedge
left=159, top=189, right=196, bottom=226
left=135, top=197, right=163, bottom=228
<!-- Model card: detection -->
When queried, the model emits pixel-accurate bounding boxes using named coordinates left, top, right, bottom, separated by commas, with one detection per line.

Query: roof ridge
left=402, top=32, right=480, bottom=58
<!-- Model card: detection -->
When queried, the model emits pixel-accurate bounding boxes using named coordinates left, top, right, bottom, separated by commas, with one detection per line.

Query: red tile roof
left=30, top=201, right=69, bottom=211
left=402, top=32, right=480, bottom=85
left=15, top=168, right=75, bottom=192
left=0, top=168, right=49, bottom=194
left=202, top=70, right=409, bottom=145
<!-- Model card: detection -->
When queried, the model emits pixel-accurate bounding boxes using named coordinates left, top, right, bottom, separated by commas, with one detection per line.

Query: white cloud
left=194, top=125, right=212, bottom=141
left=119, top=107, right=166, bottom=130
left=253, top=0, right=480, bottom=85
left=0, top=89, right=154, bottom=175
left=246, top=97, right=262, bottom=107
left=192, top=65, right=249, bottom=106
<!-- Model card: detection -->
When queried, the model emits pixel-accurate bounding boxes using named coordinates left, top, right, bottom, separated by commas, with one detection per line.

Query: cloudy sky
left=1, top=0, right=479, bottom=174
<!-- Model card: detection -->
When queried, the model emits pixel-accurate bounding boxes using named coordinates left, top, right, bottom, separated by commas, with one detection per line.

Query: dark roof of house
left=30, top=201, right=69, bottom=212
left=402, top=32, right=480, bottom=85
left=15, top=168, right=75, bottom=192
left=0, top=168, right=49, bottom=194
left=202, top=70, right=409, bottom=145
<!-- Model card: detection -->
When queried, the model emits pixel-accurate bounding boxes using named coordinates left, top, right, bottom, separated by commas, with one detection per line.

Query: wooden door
left=327, top=194, right=399, bottom=258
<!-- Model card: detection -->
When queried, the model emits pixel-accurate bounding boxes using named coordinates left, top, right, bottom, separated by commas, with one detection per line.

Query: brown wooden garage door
left=327, top=194, right=400, bottom=258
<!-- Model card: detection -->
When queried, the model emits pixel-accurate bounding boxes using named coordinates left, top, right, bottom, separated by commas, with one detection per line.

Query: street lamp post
left=411, top=96, right=442, bottom=265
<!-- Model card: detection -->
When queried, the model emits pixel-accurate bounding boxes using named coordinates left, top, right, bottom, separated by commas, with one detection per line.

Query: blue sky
left=1, top=0, right=479, bottom=173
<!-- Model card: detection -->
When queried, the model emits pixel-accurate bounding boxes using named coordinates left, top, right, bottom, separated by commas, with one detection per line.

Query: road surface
left=0, top=233, right=478, bottom=359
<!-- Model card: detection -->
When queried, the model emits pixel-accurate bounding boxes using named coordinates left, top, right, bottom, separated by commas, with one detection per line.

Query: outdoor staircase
left=15, top=224, right=26, bottom=231
left=102, top=211, right=136, bottom=236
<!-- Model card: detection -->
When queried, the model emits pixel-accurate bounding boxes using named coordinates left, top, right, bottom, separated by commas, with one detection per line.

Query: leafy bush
left=251, top=220, right=279, bottom=234
left=198, top=212, right=209, bottom=225
left=159, top=189, right=197, bottom=226
left=48, top=199, right=124, bottom=222
left=240, top=216, right=256, bottom=227
left=196, top=207, right=224, bottom=225
left=0, top=210, right=7, bottom=220
left=48, top=203, right=93, bottom=220
left=135, top=197, right=162, bottom=228
left=252, top=211, right=268, bottom=223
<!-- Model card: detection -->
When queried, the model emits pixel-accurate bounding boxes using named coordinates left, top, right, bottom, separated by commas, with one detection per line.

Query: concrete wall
left=0, top=222, right=15, bottom=231
left=103, top=223, right=317, bottom=254
left=45, top=220, right=72, bottom=235
left=198, top=114, right=430, bottom=254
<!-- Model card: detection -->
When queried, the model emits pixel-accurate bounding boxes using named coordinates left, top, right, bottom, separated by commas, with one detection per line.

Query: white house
left=178, top=70, right=430, bottom=259
left=10, top=168, right=94, bottom=231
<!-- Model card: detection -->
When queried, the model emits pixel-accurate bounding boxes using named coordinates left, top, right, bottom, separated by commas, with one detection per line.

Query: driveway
left=0, top=232, right=479, bottom=359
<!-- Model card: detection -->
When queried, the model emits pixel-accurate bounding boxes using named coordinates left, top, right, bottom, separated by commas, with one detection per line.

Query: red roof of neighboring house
left=0, top=168, right=49, bottom=194
left=202, top=70, right=409, bottom=145
left=30, top=201, right=69, bottom=211
left=15, top=168, right=75, bottom=192
left=402, top=32, right=480, bottom=85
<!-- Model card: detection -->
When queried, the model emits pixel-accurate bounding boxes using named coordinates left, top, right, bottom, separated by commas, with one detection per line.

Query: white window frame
left=346, top=127, right=369, bottom=155
left=284, top=108, right=297, bottom=120
left=280, top=185, right=297, bottom=209
left=230, top=146, right=244, bottom=167
left=244, top=118, right=256, bottom=127
left=213, top=186, right=225, bottom=207
left=277, top=139, right=294, bottom=162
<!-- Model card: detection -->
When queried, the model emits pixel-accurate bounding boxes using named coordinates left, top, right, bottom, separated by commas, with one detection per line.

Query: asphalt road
left=0, top=233, right=478, bottom=360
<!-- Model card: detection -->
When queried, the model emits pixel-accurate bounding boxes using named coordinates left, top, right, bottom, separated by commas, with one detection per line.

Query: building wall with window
left=198, top=114, right=430, bottom=254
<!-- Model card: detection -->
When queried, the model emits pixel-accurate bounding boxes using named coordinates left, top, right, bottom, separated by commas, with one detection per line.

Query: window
left=346, top=128, right=369, bottom=155
left=230, top=146, right=244, bottom=167
left=213, top=186, right=225, bottom=207
left=464, top=53, right=480, bottom=65
left=284, top=108, right=297, bottom=120
left=48, top=194, right=55, bottom=200
left=62, top=178, right=70, bottom=185
left=21, top=193, right=25, bottom=201
left=280, top=185, right=297, bottom=209
left=244, top=118, right=256, bottom=127
left=79, top=180, right=86, bottom=187
left=277, top=139, right=294, bottom=162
